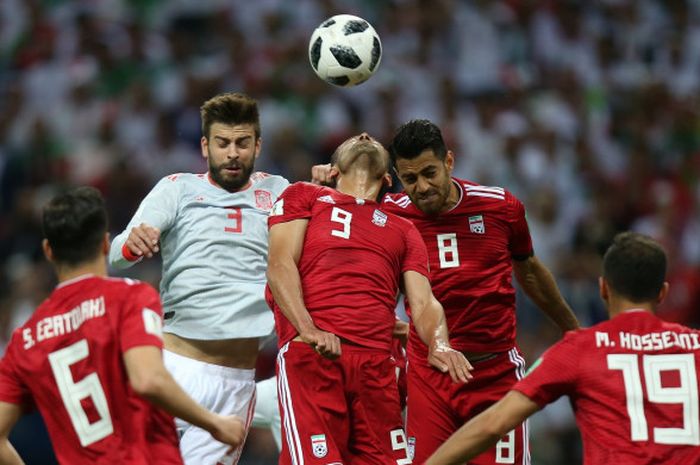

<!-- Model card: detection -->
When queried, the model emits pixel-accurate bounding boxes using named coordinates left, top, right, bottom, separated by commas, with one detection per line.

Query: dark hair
left=389, top=119, right=447, bottom=164
left=603, top=232, right=667, bottom=302
left=42, top=186, right=108, bottom=266
left=200, top=92, right=260, bottom=139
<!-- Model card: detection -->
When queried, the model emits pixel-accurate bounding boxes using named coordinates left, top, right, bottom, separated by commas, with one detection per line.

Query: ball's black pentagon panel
left=369, top=36, right=381, bottom=72
left=326, top=75, right=350, bottom=86
left=343, top=19, right=370, bottom=35
left=321, top=18, right=336, bottom=28
left=310, top=37, right=323, bottom=70
left=330, top=45, right=362, bottom=69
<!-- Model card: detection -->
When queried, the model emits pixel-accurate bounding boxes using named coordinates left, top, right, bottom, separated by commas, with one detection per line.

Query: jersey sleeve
left=109, top=176, right=181, bottom=269
left=0, top=345, right=30, bottom=406
left=511, top=332, right=579, bottom=407
left=401, top=222, right=430, bottom=277
left=119, top=283, right=165, bottom=353
left=268, top=182, right=319, bottom=228
left=507, top=194, right=534, bottom=260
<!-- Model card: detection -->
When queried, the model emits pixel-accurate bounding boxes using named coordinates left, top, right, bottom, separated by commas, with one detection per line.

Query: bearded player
left=110, top=93, right=289, bottom=465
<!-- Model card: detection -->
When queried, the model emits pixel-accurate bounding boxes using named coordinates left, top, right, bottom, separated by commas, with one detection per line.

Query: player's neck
left=336, top=171, right=384, bottom=201
left=607, top=296, right=655, bottom=319
left=54, top=257, right=108, bottom=284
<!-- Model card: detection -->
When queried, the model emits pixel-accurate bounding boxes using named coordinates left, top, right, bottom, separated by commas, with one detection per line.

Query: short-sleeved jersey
left=109, top=172, right=289, bottom=340
left=382, top=178, right=532, bottom=357
left=514, top=311, right=700, bottom=464
left=0, top=275, right=182, bottom=465
left=266, top=182, right=429, bottom=351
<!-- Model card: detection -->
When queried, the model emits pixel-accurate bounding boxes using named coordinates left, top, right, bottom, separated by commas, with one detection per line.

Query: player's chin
left=416, top=198, right=442, bottom=215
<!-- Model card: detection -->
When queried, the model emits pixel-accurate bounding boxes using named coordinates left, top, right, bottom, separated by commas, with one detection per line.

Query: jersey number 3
left=49, top=339, right=114, bottom=446
left=608, top=353, right=699, bottom=445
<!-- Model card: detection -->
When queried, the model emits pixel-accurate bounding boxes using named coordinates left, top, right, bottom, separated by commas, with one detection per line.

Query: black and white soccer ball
left=308, top=14, right=382, bottom=87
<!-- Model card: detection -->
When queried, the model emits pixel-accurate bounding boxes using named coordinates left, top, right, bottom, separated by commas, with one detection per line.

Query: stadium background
left=1, top=0, right=699, bottom=463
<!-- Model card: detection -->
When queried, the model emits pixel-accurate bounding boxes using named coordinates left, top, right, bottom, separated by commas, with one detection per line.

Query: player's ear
left=382, top=172, right=392, bottom=188
left=254, top=137, right=262, bottom=159
left=656, top=282, right=670, bottom=305
left=445, top=150, right=455, bottom=174
left=200, top=136, right=209, bottom=160
left=42, top=239, right=54, bottom=263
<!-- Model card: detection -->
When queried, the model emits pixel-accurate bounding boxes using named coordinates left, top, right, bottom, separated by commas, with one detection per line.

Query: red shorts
left=276, top=341, right=410, bottom=465
left=406, top=348, right=530, bottom=465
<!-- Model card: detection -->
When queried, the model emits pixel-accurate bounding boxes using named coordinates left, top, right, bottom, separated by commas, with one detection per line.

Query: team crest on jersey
left=255, top=190, right=273, bottom=211
left=317, top=195, right=335, bottom=204
left=372, top=209, right=387, bottom=227
left=408, top=437, right=416, bottom=460
left=469, top=215, right=485, bottom=234
left=311, top=434, right=328, bottom=458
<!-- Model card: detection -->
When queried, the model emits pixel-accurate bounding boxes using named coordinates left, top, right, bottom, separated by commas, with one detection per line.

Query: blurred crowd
left=1, top=0, right=700, bottom=463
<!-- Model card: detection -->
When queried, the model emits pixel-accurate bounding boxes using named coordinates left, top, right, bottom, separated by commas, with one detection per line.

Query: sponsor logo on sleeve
left=468, top=215, right=485, bottom=234
left=142, top=308, right=163, bottom=338
left=255, top=189, right=273, bottom=211
left=311, top=434, right=328, bottom=458
left=270, top=199, right=284, bottom=216
left=408, top=436, right=416, bottom=460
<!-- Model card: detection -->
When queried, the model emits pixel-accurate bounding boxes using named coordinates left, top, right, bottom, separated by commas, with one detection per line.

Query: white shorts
left=164, top=350, right=256, bottom=465
left=251, top=376, right=282, bottom=451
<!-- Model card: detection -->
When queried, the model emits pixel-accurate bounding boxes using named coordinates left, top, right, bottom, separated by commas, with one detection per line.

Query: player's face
left=395, top=149, right=454, bottom=215
left=335, top=133, right=388, bottom=169
left=201, top=123, right=260, bottom=192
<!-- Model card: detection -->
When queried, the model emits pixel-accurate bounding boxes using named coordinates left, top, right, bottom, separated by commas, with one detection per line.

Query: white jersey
left=110, top=171, right=289, bottom=340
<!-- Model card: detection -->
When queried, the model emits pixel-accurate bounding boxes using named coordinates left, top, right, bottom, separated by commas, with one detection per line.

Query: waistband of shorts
left=287, top=339, right=391, bottom=355
left=163, top=349, right=256, bottom=380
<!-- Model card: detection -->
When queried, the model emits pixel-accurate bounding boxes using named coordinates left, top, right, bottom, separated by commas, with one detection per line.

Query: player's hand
left=392, top=319, right=409, bottom=347
left=125, top=223, right=161, bottom=258
left=311, top=164, right=337, bottom=186
left=211, top=414, right=246, bottom=452
left=300, top=327, right=342, bottom=359
left=428, top=340, right=473, bottom=384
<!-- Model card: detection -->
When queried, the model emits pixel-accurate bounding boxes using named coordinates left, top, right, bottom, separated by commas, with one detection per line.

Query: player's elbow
left=130, top=369, right=169, bottom=399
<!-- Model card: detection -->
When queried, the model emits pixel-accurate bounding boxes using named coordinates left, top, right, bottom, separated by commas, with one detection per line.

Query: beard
left=208, top=152, right=255, bottom=192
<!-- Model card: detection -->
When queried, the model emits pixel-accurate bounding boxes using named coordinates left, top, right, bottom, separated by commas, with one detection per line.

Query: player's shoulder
left=381, top=192, right=413, bottom=211
left=102, top=277, right=158, bottom=299
left=250, top=172, right=290, bottom=191
left=283, top=181, right=326, bottom=197
left=458, top=178, right=517, bottom=203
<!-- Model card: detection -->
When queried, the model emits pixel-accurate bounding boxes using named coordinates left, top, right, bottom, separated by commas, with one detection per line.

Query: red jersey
left=382, top=178, right=533, bottom=357
left=514, top=311, right=700, bottom=464
left=267, top=182, right=429, bottom=351
left=0, top=275, right=182, bottom=465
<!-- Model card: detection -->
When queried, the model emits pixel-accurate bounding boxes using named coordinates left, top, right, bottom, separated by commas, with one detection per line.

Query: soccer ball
left=308, top=14, right=382, bottom=87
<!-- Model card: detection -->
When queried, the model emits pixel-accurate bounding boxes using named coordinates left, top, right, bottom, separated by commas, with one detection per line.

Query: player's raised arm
left=403, top=271, right=472, bottom=383
left=513, top=255, right=580, bottom=332
left=267, top=218, right=341, bottom=359
left=0, top=402, right=24, bottom=465
left=109, top=176, right=180, bottom=269
left=424, top=391, right=539, bottom=465
left=123, top=346, right=245, bottom=449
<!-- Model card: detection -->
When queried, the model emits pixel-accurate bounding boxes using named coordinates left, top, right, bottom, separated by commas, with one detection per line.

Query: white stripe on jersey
left=278, top=344, right=303, bottom=465
left=384, top=195, right=411, bottom=208
left=466, top=192, right=505, bottom=200
left=464, top=185, right=505, bottom=194
left=508, top=348, right=531, bottom=465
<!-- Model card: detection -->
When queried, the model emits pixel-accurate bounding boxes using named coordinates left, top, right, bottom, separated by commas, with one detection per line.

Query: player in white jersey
left=110, top=92, right=289, bottom=465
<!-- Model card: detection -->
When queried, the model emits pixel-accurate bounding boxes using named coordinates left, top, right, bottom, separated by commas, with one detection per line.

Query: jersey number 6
left=49, top=339, right=114, bottom=446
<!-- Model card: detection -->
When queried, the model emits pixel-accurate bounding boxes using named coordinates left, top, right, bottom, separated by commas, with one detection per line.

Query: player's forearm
left=0, top=440, right=24, bottom=465
left=108, top=231, right=141, bottom=269
left=266, top=260, right=316, bottom=334
left=412, top=297, right=450, bottom=348
left=514, top=257, right=579, bottom=332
